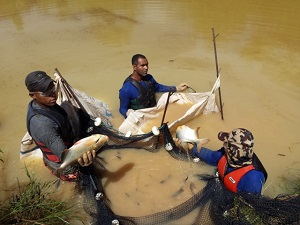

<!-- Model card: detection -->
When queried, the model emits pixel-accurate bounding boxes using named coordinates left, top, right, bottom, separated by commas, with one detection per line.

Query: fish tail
left=55, top=177, right=61, bottom=189
left=55, top=168, right=63, bottom=189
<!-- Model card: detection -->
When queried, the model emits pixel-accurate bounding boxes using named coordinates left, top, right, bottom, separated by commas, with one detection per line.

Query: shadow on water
left=101, top=162, right=135, bottom=188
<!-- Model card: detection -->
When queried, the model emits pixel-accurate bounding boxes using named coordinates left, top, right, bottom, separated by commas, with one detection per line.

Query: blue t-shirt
left=119, top=74, right=175, bottom=117
left=192, top=146, right=265, bottom=194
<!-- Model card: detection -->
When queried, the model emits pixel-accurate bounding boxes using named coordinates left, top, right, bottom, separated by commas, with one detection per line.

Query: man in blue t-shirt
left=175, top=128, right=267, bottom=194
left=119, top=54, right=189, bottom=118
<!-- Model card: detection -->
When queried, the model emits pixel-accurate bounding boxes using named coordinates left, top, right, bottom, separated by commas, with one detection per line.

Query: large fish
left=56, top=134, right=109, bottom=177
left=175, top=125, right=210, bottom=153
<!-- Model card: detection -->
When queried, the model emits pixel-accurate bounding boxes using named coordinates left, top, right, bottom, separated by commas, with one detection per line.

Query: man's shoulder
left=244, top=169, right=265, bottom=180
left=30, top=113, right=57, bottom=127
left=120, top=81, right=135, bottom=91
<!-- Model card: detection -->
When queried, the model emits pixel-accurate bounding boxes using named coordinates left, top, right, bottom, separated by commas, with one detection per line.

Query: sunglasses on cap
left=30, top=86, right=56, bottom=97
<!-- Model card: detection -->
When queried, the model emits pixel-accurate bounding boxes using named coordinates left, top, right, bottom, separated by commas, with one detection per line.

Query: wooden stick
left=212, top=28, right=224, bottom=120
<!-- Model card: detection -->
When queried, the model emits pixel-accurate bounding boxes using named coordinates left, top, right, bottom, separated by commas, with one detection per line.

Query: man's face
left=29, top=83, right=57, bottom=107
left=134, top=57, right=148, bottom=76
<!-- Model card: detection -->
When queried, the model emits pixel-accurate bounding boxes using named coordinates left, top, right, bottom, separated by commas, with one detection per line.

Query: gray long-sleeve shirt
left=29, top=101, right=75, bottom=174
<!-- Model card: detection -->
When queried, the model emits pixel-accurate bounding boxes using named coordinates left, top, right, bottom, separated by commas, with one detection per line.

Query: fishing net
left=78, top=119, right=300, bottom=225
left=119, top=76, right=220, bottom=135
left=21, top=70, right=300, bottom=225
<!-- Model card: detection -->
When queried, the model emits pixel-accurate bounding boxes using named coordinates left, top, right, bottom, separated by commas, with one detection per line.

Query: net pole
left=212, top=28, right=224, bottom=120
left=155, top=88, right=173, bottom=148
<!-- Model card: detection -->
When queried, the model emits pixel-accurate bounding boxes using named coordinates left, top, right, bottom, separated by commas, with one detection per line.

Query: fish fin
left=196, top=138, right=210, bottom=153
left=198, top=138, right=210, bottom=145
left=55, top=167, right=63, bottom=189
left=61, top=149, right=70, bottom=162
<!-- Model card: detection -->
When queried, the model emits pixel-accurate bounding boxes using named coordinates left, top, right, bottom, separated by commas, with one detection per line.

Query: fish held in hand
left=175, top=125, right=210, bottom=153
left=56, top=134, right=109, bottom=175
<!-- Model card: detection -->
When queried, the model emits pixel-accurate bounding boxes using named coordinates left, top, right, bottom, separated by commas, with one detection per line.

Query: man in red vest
left=25, top=71, right=96, bottom=181
left=177, top=128, right=267, bottom=194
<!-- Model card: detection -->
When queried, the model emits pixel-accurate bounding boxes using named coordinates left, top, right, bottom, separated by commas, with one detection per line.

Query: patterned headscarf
left=218, top=128, right=254, bottom=168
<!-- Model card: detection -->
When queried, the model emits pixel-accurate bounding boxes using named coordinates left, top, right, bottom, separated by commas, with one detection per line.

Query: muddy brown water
left=1, top=1, right=300, bottom=224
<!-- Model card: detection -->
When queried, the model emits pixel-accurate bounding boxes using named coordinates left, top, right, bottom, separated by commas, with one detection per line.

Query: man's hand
left=176, top=83, right=189, bottom=92
left=126, top=109, right=134, bottom=117
left=78, top=150, right=96, bottom=167
left=173, top=138, right=182, bottom=148
left=173, top=138, right=194, bottom=151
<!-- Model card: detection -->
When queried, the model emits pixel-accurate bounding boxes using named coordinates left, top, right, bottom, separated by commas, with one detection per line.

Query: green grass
left=0, top=166, right=84, bottom=225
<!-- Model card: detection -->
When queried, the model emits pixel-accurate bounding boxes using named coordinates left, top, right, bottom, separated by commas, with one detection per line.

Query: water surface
left=1, top=0, right=300, bottom=224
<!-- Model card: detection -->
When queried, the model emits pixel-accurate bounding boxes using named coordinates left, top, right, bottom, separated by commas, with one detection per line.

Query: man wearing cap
left=179, top=128, right=267, bottom=194
left=25, top=70, right=96, bottom=181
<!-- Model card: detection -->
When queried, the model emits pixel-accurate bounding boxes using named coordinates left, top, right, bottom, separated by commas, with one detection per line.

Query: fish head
left=93, top=134, right=109, bottom=152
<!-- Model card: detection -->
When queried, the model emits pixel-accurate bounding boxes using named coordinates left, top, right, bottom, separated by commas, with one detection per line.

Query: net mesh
left=77, top=118, right=300, bottom=225
left=45, top=71, right=300, bottom=224
left=20, top=71, right=300, bottom=224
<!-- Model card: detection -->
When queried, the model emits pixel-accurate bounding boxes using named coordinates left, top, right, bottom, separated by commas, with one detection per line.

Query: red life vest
left=217, top=155, right=255, bottom=193
left=37, top=141, right=71, bottom=163
left=26, top=101, right=74, bottom=163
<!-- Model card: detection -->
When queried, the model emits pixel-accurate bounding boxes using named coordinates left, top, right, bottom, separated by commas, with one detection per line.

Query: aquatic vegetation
left=0, top=166, right=83, bottom=225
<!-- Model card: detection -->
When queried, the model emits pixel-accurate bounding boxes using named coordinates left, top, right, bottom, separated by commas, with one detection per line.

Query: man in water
left=119, top=54, right=189, bottom=118
left=175, top=128, right=267, bottom=194
left=25, top=71, right=96, bottom=181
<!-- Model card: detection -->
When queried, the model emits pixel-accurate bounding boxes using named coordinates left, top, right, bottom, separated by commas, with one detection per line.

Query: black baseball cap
left=25, top=71, right=54, bottom=92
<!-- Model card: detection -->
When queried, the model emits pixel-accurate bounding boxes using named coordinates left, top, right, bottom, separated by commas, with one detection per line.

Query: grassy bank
left=0, top=164, right=84, bottom=225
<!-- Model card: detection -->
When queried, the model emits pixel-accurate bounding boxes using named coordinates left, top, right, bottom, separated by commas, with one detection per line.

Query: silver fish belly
left=175, top=125, right=210, bottom=153
left=59, top=134, right=108, bottom=171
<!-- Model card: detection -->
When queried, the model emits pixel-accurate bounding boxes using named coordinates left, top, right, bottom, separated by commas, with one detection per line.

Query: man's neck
left=131, top=72, right=142, bottom=82
left=33, top=100, right=53, bottom=109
